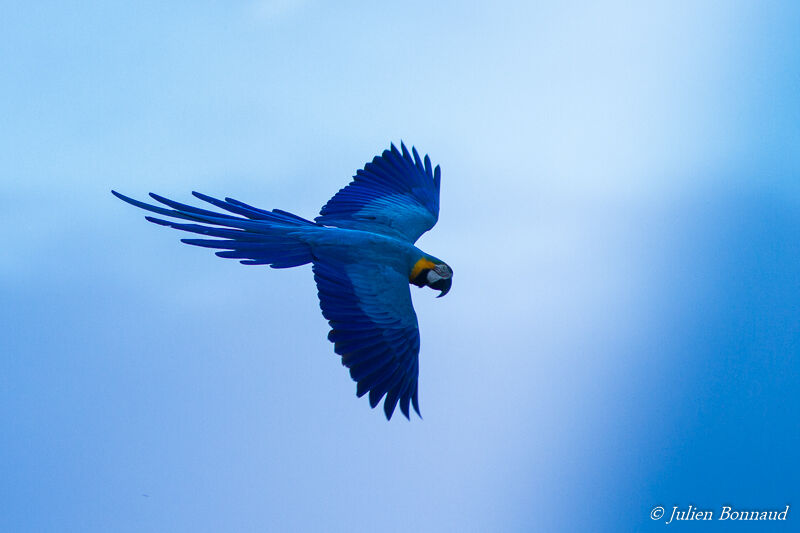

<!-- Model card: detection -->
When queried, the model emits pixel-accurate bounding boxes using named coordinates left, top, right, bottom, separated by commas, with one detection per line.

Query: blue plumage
left=317, top=143, right=440, bottom=243
left=313, top=260, right=421, bottom=419
left=113, top=142, right=452, bottom=420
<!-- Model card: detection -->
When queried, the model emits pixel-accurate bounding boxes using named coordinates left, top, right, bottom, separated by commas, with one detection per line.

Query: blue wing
left=313, top=259, right=421, bottom=420
left=316, top=142, right=441, bottom=243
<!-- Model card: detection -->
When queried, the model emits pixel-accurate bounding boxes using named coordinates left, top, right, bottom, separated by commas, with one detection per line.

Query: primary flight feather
left=113, top=142, right=452, bottom=420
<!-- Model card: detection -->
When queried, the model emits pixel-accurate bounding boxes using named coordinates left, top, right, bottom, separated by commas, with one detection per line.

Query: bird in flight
left=113, top=142, right=452, bottom=420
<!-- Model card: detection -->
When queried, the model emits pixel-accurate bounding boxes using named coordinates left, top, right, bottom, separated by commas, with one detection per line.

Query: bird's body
left=114, top=142, right=451, bottom=420
left=298, top=225, right=424, bottom=269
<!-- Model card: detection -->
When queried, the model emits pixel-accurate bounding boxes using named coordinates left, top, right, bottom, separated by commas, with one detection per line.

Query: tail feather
left=113, top=190, right=318, bottom=268
left=192, top=191, right=317, bottom=226
left=191, top=191, right=275, bottom=220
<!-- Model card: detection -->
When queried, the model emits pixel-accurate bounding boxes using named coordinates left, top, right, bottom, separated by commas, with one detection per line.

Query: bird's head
left=410, top=257, right=453, bottom=297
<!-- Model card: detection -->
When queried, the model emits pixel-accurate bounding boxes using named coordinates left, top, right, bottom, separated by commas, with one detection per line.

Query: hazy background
left=2, top=1, right=798, bottom=531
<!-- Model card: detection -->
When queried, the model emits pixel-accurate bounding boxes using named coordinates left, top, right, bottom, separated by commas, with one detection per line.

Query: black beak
left=432, top=277, right=452, bottom=298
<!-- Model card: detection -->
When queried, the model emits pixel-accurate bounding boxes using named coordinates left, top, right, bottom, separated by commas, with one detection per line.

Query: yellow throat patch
left=410, top=257, right=437, bottom=281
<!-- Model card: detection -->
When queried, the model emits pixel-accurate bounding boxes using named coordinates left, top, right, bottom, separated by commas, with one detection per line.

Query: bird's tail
left=112, top=190, right=318, bottom=268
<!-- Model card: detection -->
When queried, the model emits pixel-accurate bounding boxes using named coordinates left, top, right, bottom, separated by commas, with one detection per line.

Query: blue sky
left=2, top=2, right=799, bottom=531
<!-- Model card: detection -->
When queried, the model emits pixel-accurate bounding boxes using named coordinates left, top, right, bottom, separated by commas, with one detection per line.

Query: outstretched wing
left=316, top=142, right=441, bottom=243
left=313, top=259, right=422, bottom=420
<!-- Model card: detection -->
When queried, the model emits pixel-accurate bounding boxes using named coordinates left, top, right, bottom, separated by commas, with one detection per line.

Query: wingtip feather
left=400, top=141, right=411, bottom=160
left=412, top=147, right=423, bottom=170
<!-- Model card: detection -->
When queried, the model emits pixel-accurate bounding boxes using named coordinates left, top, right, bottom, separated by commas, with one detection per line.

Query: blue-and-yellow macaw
left=113, top=143, right=452, bottom=420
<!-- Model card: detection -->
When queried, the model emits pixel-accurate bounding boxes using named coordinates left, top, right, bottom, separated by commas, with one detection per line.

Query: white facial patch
left=427, top=270, right=443, bottom=283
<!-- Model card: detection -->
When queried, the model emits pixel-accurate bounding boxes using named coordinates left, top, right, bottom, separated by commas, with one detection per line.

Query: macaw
left=113, top=142, right=452, bottom=420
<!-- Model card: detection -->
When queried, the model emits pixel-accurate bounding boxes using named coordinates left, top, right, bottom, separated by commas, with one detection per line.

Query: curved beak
left=434, top=277, right=452, bottom=298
